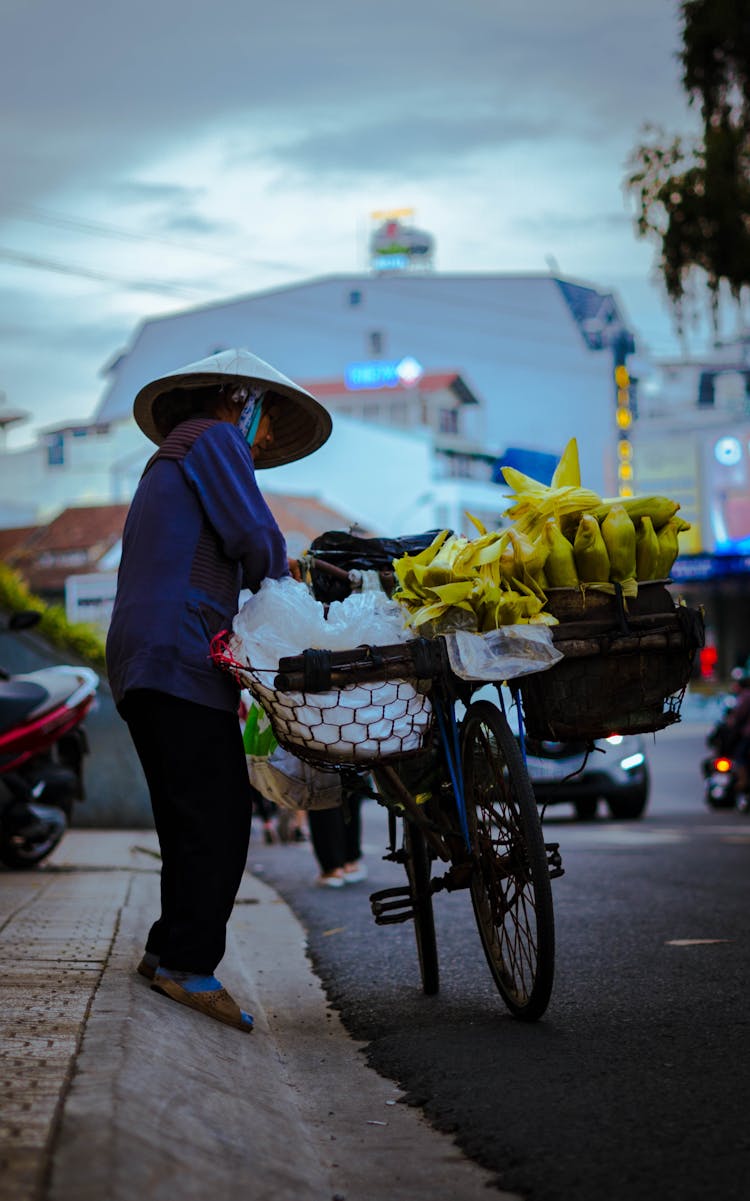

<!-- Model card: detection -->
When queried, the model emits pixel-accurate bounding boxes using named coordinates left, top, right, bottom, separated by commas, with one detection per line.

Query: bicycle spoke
left=462, top=700, right=555, bottom=1020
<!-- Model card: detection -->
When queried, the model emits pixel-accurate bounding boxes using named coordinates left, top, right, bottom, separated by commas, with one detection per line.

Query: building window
left=368, top=330, right=384, bottom=356
left=389, top=400, right=407, bottom=425
left=698, top=372, right=715, bottom=407
left=348, top=290, right=363, bottom=307
left=363, top=403, right=380, bottom=422
left=47, top=434, right=64, bottom=467
left=439, top=408, right=459, bottom=434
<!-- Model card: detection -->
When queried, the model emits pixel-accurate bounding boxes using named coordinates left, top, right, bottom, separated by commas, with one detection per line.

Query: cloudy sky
left=0, top=0, right=706, bottom=445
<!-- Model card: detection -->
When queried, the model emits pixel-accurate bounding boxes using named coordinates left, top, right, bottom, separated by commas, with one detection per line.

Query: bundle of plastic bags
left=232, top=576, right=411, bottom=665
left=231, top=578, right=431, bottom=763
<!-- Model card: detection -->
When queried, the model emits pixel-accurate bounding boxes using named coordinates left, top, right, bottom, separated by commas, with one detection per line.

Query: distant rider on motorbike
left=722, top=672, right=750, bottom=799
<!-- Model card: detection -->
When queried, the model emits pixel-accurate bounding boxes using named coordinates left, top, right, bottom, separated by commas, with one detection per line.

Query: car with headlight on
left=524, top=733, right=650, bottom=820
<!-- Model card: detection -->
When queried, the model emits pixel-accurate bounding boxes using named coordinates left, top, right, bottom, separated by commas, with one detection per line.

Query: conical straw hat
left=133, top=348, right=332, bottom=468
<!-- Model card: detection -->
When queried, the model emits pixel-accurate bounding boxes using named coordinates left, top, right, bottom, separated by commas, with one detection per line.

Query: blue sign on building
left=671, top=553, right=750, bottom=581
left=492, top=446, right=558, bottom=487
left=372, top=254, right=410, bottom=272
left=345, top=357, right=424, bottom=391
left=345, top=362, right=401, bottom=390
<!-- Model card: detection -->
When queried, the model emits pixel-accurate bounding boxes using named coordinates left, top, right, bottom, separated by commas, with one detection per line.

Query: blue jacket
left=106, top=417, right=289, bottom=711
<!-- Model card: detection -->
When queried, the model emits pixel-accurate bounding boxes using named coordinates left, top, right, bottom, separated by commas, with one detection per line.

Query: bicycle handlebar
left=304, top=554, right=395, bottom=593
left=274, top=638, right=447, bottom=693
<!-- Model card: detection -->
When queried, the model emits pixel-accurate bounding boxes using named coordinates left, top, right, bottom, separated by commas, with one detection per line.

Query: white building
left=635, top=341, right=750, bottom=557
left=96, top=272, right=631, bottom=495
left=0, top=419, right=146, bottom=527
left=0, top=270, right=636, bottom=535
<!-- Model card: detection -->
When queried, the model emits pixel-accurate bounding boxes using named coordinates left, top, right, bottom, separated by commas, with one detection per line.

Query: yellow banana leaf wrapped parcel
left=391, top=437, right=691, bottom=636
left=392, top=525, right=557, bottom=634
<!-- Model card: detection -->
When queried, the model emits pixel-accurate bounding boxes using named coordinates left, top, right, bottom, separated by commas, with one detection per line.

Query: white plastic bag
left=232, top=576, right=410, bottom=670
left=322, top=590, right=410, bottom=649
left=247, top=746, right=342, bottom=811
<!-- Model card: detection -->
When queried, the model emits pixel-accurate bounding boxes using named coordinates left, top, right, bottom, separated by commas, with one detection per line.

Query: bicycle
left=217, top=538, right=565, bottom=1022
left=221, top=532, right=701, bottom=1022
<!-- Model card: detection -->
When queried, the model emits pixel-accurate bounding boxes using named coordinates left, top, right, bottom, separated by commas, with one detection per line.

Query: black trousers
left=308, top=796, right=362, bottom=874
left=120, top=689, right=253, bottom=974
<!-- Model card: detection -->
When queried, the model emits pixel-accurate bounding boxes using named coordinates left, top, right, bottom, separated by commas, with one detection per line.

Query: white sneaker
left=342, top=863, right=368, bottom=884
left=315, top=872, right=345, bottom=889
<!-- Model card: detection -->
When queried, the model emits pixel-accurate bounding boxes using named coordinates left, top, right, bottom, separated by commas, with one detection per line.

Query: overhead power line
left=19, top=206, right=224, bottom=256
left=0, top=246, right=202, bottom=298
left=9, top=204, right=299, bottom=273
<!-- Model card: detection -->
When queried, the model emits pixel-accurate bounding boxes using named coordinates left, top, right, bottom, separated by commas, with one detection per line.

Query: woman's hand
left=288, top=558, right=302, bottom=581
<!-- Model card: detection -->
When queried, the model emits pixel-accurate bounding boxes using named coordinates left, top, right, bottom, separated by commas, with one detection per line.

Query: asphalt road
left=248, top=705, right=750, bottom=1201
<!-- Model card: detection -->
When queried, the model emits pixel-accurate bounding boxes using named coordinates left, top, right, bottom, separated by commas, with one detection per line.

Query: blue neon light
left=345, top=357, right=424, bottom=391
left=671, top=553, right=750, bottom=580
left=372, top=254, right=409, bottom=271
left=345, top=362, right=401, bottom=390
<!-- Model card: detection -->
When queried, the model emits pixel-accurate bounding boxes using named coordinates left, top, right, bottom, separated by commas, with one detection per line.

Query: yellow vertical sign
left=614, top=365, right=633, bottom=496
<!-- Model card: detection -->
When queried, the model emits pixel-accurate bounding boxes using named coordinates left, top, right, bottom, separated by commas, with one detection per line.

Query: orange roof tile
left=263, top=493, right=371, bottom=542
left=0, top=526, right=39, bottom=563
left=28, top=504, right=131, bottom=554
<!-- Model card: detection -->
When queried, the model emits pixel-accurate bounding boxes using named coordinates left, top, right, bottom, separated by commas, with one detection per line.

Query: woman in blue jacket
left=107, top=349, right=330, bottom=1032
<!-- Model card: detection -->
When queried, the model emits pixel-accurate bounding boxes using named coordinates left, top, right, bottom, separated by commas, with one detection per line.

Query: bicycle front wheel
left=461, top=700, right=555, bottom=1021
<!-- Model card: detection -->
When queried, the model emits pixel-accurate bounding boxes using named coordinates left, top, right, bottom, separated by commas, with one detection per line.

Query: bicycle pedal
left=369, top=886, right=414, bottom=925
left=545, top=842, right=564, bottom=879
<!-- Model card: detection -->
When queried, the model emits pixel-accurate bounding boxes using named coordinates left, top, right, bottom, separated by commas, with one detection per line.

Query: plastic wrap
left=444, top=626, right=563, bottom=682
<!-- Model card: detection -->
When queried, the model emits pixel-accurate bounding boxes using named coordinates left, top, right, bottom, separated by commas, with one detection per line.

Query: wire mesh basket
left=213, top=635, right=435, bottom=768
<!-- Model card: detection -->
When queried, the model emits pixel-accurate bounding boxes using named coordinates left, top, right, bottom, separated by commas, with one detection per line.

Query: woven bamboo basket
left=519, top=590, right=704, bottom=741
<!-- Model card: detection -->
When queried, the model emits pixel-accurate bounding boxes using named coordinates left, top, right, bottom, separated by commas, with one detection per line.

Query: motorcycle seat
left=0, top=680, right=49, bottom=735
left=12, top=669, right=84, bottom=716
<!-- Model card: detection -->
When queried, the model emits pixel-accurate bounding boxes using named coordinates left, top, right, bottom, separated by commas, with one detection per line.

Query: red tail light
left=714, top=757, right=732, bottom=773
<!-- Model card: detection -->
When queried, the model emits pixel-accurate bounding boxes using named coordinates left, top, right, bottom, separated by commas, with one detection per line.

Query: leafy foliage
left=625, top=1, right=750, bottom=331
left=0, top=562, right=107, bottom=671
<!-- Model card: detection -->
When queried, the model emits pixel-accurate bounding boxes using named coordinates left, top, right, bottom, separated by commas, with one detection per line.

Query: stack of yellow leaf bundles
left=504, top=438, right=690, bottom=596
left=392, top=522, right=557, bottom=635
left=391, top=438, right=689, bottom=635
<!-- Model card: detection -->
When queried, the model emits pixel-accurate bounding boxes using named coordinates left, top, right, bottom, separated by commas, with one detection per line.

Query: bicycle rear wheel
left=461, top=700, right=555, bottom=1021
left=403, top=818, right=439, bottom=995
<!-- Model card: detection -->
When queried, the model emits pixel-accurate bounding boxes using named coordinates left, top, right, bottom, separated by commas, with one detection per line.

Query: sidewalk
left=0, top=832, right=512, bottom=1201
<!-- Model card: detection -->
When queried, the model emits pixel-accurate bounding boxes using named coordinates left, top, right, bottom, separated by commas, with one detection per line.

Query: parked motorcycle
left=0, top=611, right=99, bottom=868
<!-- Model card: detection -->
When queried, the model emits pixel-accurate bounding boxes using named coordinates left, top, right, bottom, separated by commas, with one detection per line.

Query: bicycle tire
left=403, top=818, right=440, bottom=995
left=461, top=700, right=555, bottom=1021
